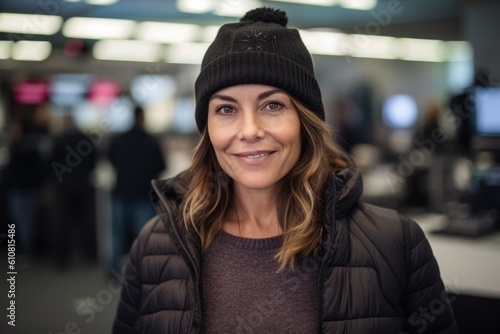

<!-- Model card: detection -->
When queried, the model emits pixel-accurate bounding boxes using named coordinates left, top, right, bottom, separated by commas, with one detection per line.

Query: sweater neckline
left=218, top=229, right=283, bottom=251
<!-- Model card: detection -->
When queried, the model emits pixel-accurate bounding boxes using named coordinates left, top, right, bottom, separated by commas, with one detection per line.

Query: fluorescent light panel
left=63, top=17, right=136, bottom=39
left=12, top=41, right=52, bottom=61
left=447, top=41, right=473, bottom=62
left=298, top=29, right=468, bottom=62
left=86, top=0, right=119, bottom=5
left=0, top=41, right=13, bottom=59
left=213, top=0, right=262, bottom=16
left=348, top=35, right=397, bottom=59
left=339, top=0, right=376, bottom=10
left=176, top=0, right=212, bottom=13
left=93, top=40, right=162, bottom=62
left=177, top=0, right=262, bottom=15
left=270, top=0, right=378, bottom=9
left=137, top=22, right=200, bottom=43
left=201, top=25, right=222, bottom=43
left=0, top=13, right=62, bottom=35
left=300, top=30, right=347, bottom=56
left=398, top=38, right=446, bottom=62
left=270, top=0, right=337, bottom=6
left=165, top=43, right=210, bottom=64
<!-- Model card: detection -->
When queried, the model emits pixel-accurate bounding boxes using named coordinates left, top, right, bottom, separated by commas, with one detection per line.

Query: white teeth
left=245, top=153, right=269, bottom=159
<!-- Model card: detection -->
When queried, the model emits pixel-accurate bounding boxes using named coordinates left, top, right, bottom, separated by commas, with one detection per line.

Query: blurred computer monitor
left=382, top=94, right=418, bottom=129
left=472, top=87, right=500, bottom=150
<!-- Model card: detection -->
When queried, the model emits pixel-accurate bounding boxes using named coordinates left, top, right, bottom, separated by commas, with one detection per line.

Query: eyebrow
left=209, top=88, right=286, bottom=103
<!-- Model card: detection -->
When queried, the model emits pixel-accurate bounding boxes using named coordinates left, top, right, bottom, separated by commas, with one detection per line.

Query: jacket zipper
left=317, top=175, right=336, bottom=334
left=152, top=181, right=201, bottom=334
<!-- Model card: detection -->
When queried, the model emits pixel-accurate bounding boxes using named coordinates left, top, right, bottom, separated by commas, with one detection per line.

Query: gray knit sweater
left=201, top=230, right=319, bottom=333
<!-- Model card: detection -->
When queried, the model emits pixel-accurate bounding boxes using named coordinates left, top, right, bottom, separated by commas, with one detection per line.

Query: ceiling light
left=12, top=41, right=52, bottom=61
left=176, top=0, right=213, bottom=13
left=0, top=41, right=13, bottom=59
left=0, top=13, right=62, bottom=35
left=137, top=22, right=200, bottom=43
left=165, top=43, right=210, bottom=64
left=397, top=38, right=447, bottom=62
left=201, top=25, right=222, bottom=43
left=299, top=28, right=462, bottom=63
left=348, top=35, right=397, bottom=59
left=339, top=0, right=377, bottom=10
left=63, top=17, right=136, bottom=39
left=85, top=0, right=119, bottom=5
left=300, top=30, right=347, bottom=56
left=93, top=40, right=162, bottom=62
left=270, top=0, right=337, bottom=6
left=213, top=0, right=262, bottom=16
left=447, top=41, right=473, bottom=62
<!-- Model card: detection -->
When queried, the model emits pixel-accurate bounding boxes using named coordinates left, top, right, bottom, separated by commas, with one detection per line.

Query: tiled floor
left=0, top=257, right=119, bottom=334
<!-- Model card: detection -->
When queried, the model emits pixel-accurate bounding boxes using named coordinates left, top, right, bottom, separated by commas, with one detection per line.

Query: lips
left=234, top=150, right=275, bottom=163
left=236, top=151, right=274, bottom=158
left=242, top=152, right=270, bottom=159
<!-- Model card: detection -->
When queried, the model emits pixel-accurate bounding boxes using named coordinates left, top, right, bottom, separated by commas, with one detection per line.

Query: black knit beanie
left=194, top=7, right=324, bottom=132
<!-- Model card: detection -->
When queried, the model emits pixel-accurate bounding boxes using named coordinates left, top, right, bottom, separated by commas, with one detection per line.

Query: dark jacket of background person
left=50, top=129, right=97, bottom=189
left=49, top=120, right=98, bottom=266
left=2, top=121, right=47, bottom=253
left=3, top=134, right=45, bottom=190
left=113, top=164, right=458, bottom=334
left=108, top=113, right=166, bottom=201
left=107, top=107, right=166, bottom=274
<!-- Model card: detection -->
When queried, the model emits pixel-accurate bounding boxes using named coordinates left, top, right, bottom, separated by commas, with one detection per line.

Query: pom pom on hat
left=240, top=7, right=288, bottom=27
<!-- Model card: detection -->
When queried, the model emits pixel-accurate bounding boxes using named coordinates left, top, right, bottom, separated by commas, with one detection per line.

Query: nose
left=238, top=109, right=264, bottom=142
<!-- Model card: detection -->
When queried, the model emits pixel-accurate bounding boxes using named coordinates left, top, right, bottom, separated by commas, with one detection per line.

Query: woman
left=113, top=7, right=458, bottom=334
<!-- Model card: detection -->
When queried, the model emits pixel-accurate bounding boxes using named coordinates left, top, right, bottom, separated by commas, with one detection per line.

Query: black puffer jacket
left=113, top=165, right=458, bottom=333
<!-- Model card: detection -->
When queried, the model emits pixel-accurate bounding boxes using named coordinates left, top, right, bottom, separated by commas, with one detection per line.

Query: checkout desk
left=412, top=213, right=500, bottom=333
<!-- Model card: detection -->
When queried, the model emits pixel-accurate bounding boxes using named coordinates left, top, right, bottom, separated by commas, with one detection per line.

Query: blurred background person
left=49, top=112, right=98, bottom=268
left=3, top=119, right=45, bottom=255
left=108, top=105, right=166, bottom=274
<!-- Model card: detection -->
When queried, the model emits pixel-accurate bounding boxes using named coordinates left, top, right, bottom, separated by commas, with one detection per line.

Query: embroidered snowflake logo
left=232, top=29, right=273, bottom=52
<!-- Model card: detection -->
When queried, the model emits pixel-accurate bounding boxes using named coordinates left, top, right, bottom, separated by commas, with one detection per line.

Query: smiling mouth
left=245, top=153, right=270, bottom=159
left=235, top=151, right=274, bottom=159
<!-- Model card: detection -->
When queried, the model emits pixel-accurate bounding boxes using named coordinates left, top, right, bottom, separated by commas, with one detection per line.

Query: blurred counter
left=412, top=213, right=500, bottom=300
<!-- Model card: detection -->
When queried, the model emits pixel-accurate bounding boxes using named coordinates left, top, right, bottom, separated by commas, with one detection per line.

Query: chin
left=233, top=174, right=282, bottom=191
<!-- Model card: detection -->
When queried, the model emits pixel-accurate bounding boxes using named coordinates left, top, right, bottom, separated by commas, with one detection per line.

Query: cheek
left=208, top=131, right=228, bottom=154
left=208, top=125, right=233, bottom=166
left=207, top=122, right=223, bottom=150
left=282, top=120, right=302, bottom=151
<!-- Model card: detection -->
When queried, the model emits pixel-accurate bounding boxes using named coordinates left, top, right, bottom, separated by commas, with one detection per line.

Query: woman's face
left=207, top=84, right=301, bottom=193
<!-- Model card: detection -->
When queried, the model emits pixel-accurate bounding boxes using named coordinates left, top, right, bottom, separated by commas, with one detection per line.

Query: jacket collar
left=150, top=172, right=187, bottom=207
left=333, top=159, right=363, bottom=219
left=149, top=160, right=364, bottom=257
left=319, top=160, right=363, bottom=266
left=150, top=173, right=201, bottom=270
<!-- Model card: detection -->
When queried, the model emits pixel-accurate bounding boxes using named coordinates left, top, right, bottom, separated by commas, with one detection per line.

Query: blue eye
left=266, top=102, right=284, bottom=111
left=217, top=106, right=234, bottom=114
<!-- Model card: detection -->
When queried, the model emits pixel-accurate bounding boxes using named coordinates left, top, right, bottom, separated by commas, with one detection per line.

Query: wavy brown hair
left=181, top=98, right=348, bottom=270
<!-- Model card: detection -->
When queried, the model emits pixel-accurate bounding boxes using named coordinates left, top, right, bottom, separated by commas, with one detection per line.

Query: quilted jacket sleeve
left=402, top=217, right=459, bottom=333
left=112, top=217, right=157, bottom=333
